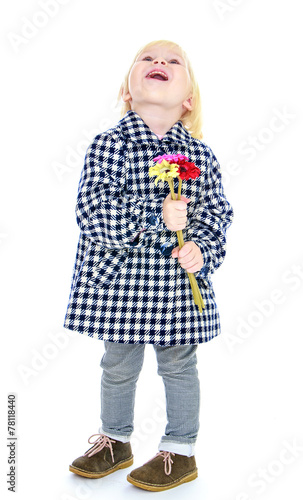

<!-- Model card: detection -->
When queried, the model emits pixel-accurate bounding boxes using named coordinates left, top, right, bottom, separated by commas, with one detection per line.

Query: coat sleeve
left=184, top=147, right=234, bottom=281
left=75, top=132, right=165, bottom=249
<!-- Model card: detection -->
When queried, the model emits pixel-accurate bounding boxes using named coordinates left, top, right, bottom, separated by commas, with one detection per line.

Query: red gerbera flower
left=177, top=162, right=201, bottom=180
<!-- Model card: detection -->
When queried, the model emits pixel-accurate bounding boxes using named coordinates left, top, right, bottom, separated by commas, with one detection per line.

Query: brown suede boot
left=127, top=451, right=198, bottom=491
left=69, top=433, right=133, bottom=478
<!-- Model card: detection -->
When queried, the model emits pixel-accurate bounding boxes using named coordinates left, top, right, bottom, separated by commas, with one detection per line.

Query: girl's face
left=123, top=45, right=193, bottom=114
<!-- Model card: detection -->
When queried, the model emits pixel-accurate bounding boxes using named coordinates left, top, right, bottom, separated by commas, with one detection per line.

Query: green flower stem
left=167, top=179, right=205, bottom=312
left=178, top=177, right=182, bottom=200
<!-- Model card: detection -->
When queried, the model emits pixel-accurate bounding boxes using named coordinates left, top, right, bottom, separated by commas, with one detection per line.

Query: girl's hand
left=171, top=241, right=204, bottom=273
left=163, top=193, right=191, bottom=231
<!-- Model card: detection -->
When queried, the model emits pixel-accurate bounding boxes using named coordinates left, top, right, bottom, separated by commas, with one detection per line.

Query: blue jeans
left=99, top=341, right=200, bottom=457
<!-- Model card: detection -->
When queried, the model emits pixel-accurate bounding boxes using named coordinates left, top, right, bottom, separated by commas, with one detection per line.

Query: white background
left=1, top=1, right=302, bottom=499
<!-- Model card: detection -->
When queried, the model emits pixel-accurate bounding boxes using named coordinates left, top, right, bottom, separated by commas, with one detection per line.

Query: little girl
left=64, top=39, right=233, bottom=492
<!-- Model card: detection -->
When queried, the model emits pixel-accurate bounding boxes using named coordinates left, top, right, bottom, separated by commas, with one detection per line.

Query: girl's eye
left=141, top=56, right=181, bottom=64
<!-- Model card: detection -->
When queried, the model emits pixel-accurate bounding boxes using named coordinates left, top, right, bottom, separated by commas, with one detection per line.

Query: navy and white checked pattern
left=64, top=111, right=233, bottom=345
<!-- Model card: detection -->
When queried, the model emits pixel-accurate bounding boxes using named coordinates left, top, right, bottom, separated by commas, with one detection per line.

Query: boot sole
left=69, top=456, right=134, bottom=479
left=127, top=468, right=198, bottom=491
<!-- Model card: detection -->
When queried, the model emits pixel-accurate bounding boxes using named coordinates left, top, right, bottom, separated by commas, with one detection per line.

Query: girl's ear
left=122, top=87, right=132, bottom=103
left=182, top=95, right=193, bottom=112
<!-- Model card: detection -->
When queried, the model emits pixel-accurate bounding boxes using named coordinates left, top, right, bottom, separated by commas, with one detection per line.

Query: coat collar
left=118, top=110, right=192, bottom=145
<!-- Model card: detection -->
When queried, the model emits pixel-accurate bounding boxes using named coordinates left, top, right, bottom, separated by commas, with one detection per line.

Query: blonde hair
left=118, top=40, right=203, bottom=140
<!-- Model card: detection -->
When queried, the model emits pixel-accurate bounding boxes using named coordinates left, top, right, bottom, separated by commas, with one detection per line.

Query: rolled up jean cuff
left=99, top=426, right=131, bottom=444
left=158, top=440, right=196, bottom=457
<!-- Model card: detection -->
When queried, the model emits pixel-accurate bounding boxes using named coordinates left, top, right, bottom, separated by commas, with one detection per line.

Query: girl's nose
left=152, top=58, right=167, bottom=66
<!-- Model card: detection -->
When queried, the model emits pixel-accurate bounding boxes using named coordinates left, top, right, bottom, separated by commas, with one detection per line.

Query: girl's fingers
left=171, top=246, right=180, bottom=258
left=179, top=195, right=191, bottom=203
left=172, top=241, right=204, bottom=272
left=178, top=248, right=194, bottom=264
left=184, top=263, right=201, bottom=273
left=178, top=243, right=194, bottom=259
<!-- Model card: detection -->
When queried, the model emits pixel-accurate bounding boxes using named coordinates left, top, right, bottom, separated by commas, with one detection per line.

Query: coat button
left=159, top=242, right=174, bottom=256
left=147, top=215, right=158, bottom=226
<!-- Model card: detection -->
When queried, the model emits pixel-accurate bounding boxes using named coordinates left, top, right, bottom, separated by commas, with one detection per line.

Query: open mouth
left=146, top=70, right=168, bottom=81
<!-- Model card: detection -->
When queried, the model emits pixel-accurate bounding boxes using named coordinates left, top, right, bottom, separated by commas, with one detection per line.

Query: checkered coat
left=64, top=111, right=233, bottom=345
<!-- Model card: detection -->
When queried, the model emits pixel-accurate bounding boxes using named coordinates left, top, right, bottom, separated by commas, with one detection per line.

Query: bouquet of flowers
left=149, top=154, right=205, bottom=312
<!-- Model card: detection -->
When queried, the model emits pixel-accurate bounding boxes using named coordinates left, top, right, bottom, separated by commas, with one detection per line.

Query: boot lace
left=83, top=434, right=116, bottom=460
left=156, top=451, right=175, bottom=475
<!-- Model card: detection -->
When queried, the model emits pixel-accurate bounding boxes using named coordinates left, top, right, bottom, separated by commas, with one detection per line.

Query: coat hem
left=63, top=324, right=221, bottom=346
